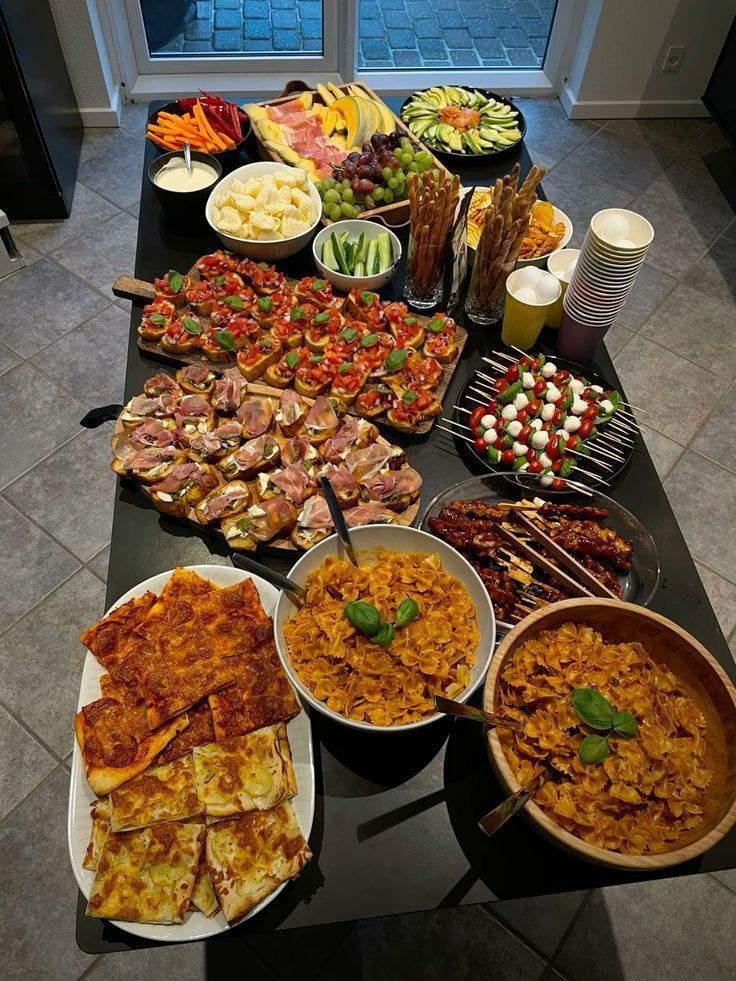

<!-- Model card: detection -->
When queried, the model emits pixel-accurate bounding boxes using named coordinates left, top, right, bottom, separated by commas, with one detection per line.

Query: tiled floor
left=2, top=97, right=736, bottom=980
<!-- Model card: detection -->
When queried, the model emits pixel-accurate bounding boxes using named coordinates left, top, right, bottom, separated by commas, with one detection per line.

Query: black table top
left=77, top=98, right=736, bottom=953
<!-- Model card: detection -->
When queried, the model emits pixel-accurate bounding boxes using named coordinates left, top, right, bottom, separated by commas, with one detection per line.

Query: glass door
left=119, top=0, right=340, bottom=77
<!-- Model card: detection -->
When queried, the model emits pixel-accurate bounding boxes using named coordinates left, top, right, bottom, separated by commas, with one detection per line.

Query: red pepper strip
left=230, top=101, right=242, bottom=140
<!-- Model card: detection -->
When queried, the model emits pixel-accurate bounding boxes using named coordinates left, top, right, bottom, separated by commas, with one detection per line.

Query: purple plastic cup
left=556, top=309, right=610, bottom=361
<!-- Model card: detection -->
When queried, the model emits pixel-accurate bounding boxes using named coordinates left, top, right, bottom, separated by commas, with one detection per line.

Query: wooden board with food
left=111, top=371, right=423, bottom=552
left=69, top=565, right=315, bottom=941
left=244, top=80, right=448, bottom=227
left=113, top=249, right=467, bottom=435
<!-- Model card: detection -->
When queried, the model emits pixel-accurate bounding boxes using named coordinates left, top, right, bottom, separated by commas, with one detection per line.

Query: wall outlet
left=662, top=45, right=686, bottom=73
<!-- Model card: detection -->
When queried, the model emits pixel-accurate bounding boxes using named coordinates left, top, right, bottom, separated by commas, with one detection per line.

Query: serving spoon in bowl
left=320, top=475, right=360, bottom=567
left=230, top=551, right=305, bottom=604
left=434, top=695, right=524, bottom=733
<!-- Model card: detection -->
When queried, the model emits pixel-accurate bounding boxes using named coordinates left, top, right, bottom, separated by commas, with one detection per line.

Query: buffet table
left=77, top=100, right=736, bottom=952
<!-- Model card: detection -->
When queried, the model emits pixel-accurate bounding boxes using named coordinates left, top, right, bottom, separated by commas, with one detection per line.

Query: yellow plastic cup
left=501, top=269, right=561, bottom=349
left=545, top=249, right=580, bottom=329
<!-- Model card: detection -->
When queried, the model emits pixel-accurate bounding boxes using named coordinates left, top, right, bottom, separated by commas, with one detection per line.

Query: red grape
left=358, top=178, right=374, bottom=194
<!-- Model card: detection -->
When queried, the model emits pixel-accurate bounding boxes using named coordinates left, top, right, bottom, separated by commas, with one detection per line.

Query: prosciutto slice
left=151, top=462, right=207, bottom=495
left=305, top=395, right=339, bottom=432
left=188, top=420, right=242, bottom=457
left=394, top=466, right=423, bottom=496
left=231, top=435, right=280, bottom=474
left=344, top=503, right=396, bottom=527
left=199, top=484, right=250, bottom=522
left=122, top=444, right=181, bottom=472
left=278, top=388, right=306, bottom=428
left=143, top=373, right=181, bottom=398
left=213, top=368, right=245, bottom=413
left=318, top=463, right=357, bottom=498
left=176, top=394, right=211, bottom=417
left=245, top=498, right=296, bottom=543
left=268, top=464, right=315, bottom=506
left=322, top=418, right=371, bottom=463
left=237, top=395, right=273, bottom=437
left=297, top=495, right=333, bottom=530
left=127, top=393, right=177, bottom=418
left=179, top=364, right=211, bottom=384
left=345, top=443, right=391, bottom=482
left=112, top=421, right=186, bottom=461
left=281, top=435, right=314, bottom=467
left=363, top=466, right=422, bottom=501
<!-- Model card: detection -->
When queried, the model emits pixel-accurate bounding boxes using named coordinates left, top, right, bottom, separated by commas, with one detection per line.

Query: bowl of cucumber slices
left=400, top=86, right=526, bottom=161
left=313, top=220, right=402, bottom=292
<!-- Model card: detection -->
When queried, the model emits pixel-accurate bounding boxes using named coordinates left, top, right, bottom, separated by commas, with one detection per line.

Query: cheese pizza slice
left=190, top=855, right=219, bottom=917
left=75, top=674, right=189, bottom=796
left=82, top=798, right=111, bottom=871
left=156, top=699, right=215, bottom=765
left=134, top=577, right=273, bottom=727
left=192, top=723, right=296, bottom=819
left=80, top=591, right=157, bottom=678
left=109, top=755, right=202, bottom=832
left=87, top=821, right=204, bottom=924
left=208, top=640, right=300, bottom=741
left=205, top=802, right=311, bottom=922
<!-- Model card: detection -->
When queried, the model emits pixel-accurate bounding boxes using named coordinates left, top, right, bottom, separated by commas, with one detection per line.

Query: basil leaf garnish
left=612, top=710, right=638, bottom=739
left=167, top=269, right=183, bottom=293
left=341, top=327, right=357, bottom=341
left=401, top=390, right=417, bottom=404
left=311, top=279, right=327, bottom=292
left=338, top=362, right=352, bottom=374
left=394, top=598, right=419, bottom=628
left=375, top=385, right=391, bottom=395
left=223, top=295, right=245, bottom=310
left=427, top=316, right=445, bottom=333
left=148, top=313, right=165, bottom=325
left=308, top=354, right=324, bottom=363
left=404, top=316, right=417, bottom=326
left=385, top=348, right=408, bottom=372
left=372, top=623, right=395, bottom=646
left=314, top=311, right=330, bottom=324
left=571, top=689, right=615, bottom=731
left=579, top=733, right=609, bottom=764
left=360, top=290, right=375, bottom=305
left=214, top=274, right=226, bottom=285
left=291, top=306, right=305, bottom=321
left=215, top=329, right=235, bottom=350
left=344, top=600, right=382, bottom=637
left=360, top=333, right=378, bottom=347
left=182, top=316, right=202, bottom=335
left=257, top=296, right=272, bottom=313
left=284, top=352, right=300, bottom=368
left=257, top=262, right=269, bottom=270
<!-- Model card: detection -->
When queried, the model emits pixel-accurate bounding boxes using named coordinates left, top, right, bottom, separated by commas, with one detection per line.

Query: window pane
left=357, top=0, right=556, bottom=70
left=140, top=0, right=324, bottom=57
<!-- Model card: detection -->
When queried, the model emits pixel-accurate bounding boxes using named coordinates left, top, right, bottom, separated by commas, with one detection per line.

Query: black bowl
left=147, top=101, right=251, bottom=172
left=148, top=150, right=222, bottom=221
left=399, top=87, right=526, bottom=164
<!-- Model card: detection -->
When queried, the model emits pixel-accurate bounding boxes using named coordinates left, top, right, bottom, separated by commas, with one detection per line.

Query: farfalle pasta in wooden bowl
left=274, top=525, right=496, bottom=731
left=484, top=598, right=736, bottom=870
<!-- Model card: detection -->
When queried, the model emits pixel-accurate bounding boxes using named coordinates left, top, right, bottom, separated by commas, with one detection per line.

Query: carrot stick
left=193, top=101, right=226, bottom=150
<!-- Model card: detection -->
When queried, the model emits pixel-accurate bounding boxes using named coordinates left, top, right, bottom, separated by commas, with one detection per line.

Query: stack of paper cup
left=557, top=209, right=653, bottom=361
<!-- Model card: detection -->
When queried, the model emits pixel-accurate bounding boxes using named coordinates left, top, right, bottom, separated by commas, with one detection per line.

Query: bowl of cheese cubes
left=206, top=161, right=321, bottom=260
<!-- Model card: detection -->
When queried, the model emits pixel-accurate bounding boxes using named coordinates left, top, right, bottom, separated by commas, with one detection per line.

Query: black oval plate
left=399, top=87, right=526, bottom=164
left=147, top=101, right=252, bottom=163
left=453, top=353, right=635, bottom=492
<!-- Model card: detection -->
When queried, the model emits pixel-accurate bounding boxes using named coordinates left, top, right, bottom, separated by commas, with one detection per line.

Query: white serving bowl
left=516, top=205, right=574, bottom=268
left=312, top=219, right=402, bottom=292
left=205, top=161, right=321, bottom=260
left=274, top=524, right=496, bottom=733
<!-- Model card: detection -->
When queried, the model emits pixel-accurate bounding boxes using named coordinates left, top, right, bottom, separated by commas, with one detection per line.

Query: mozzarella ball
left=483, top=429, right=497, bottom=444
left=540, top=452, right=553, bottom=468
left=571, top=396, right=588, bottom=416
left=501, top=404, right=517, bottom=421
left=514, top=266, right=543, bottom=290
left=480, top=413, right=496, bottom=429
left=546, top=385, right=562, bottom=404
left=514, top=392, right=529, bottom=411
left=539, top=473, right=554, bottom=487
left=506, top=420, right=523, bottom=437
left=516, top=461, right=529, bottom=472
left=531, top=430, right=550, bottom=449
left=600, top=398, right=614, bottom=414
left=513, top=441, right=528, bottom=457
left=522, top=371, right=535, bottom=389
left=570, top=378, right=585, bottom=395
left=590, top=384, right=604, bottom=394
left=541, top=361, right=557, bottom=378
left=564, top=416, right=581, bottom=433
left=541, top=403, right=556, bottom=421
left=530, top=418, right=543, bottom=431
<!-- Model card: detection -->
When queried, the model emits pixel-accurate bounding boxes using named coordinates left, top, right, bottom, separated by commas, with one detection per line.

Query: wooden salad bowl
left=483, top=598, right=736, bottom=870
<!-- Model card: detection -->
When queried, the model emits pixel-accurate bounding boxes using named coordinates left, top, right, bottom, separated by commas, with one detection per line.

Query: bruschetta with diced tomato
left=154, top=270, right=191, bottom=307
left=400, top=351, right=444, bottom=391
left=294, top=352, right=336, bottom=399
left=160, top=315, right=203, bottom=355
left=389, top=312, right=425, bottom=350
left=304, top=307, right=343, bottom=353
left=263, top=347, right=309, bottom=389
left=353, top=383, right=394, bottom=420
left=251, top=287, right=293, bottom=330
left=422, top=314, right=457, bottom=364
left=353, top=331, right=396, bottom=377
left=185, top=279, right=216, bottom=316
left=386, top=387, right=442, bottom=431
left=329, top=361, right=369, bottom=408
left=324, top=322, right=368, bottom=360
left=294, top=276, right=336, bottom=310
left=196, top=250, right=238, bottom=280
left=236, top=334, right=283, bottom=382
left=200, top=325, right=235, bottom=363
left=344, top=288, right=386, bottom=328
left=138, top=297, right=176, bottom=341
left=270, top=303, right=314, bottom=350
left=237, top=259, right=287, bottom=295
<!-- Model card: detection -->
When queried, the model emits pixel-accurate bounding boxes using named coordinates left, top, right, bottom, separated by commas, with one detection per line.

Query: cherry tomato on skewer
left=501, top=449, right=515, bottom=466
left=505, top=365, right=519, bottom=382
left=529, top=459, right=543, bottom=474
left=579, top=418, right=594, bottom=438
left=551, top=477, right=566, bottom=490
left=473, top=437, right=486, bottom=454
left=469, top=406, right=486, bottom=430
left=584, top=404, right=599, bottom=420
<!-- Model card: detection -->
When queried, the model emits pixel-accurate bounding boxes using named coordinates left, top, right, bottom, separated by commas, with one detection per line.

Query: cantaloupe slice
left=317, top=83, right=335, bottom=106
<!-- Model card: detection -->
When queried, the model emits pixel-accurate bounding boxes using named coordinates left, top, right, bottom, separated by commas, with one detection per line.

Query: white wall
left=48, top=0, right=122, bottom=125
left=561, top=0, right=735, bottom=118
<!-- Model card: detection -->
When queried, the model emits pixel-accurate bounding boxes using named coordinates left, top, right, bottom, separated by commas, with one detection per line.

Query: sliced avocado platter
left=399, top=85, right=526, bottom=162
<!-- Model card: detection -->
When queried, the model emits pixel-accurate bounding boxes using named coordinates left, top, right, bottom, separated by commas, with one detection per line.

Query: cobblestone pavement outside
left=151, top=0, right=555, bottom=67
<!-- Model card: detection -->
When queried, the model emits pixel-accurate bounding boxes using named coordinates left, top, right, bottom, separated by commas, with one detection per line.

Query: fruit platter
left=244, top=81, right=446, bottom=227
left=400, top=86, right=525, bottom=160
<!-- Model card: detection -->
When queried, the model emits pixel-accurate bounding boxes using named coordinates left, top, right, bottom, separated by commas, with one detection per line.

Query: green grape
left=381, top=166, right=393, bottom=182
left=342, top=188, right=354, bottom=202
left=407, top=161, right=419, bottom=173
left=432, top=168, right=440, bottom=181
left=383, top=188, right=394, bottom=204
left=323, top=188, right=340, bottom=204
left=342, top=178, right=351, bottom=189
left=341, top=202, right=357, bottom=218
left=415, top=150, right=431, bottom=165
left=364, top=194, right=375, bottom=209
left=400, top=151, right=413, bottom=166
left=394, top=171, right=406, bottom=185
left=372, top=186, right=385, bottom=201
left=387, top=176, right=399, bottom=189
left=400, top=137, right=411, bottom=150
left=328, top=203, right=342, bottom=221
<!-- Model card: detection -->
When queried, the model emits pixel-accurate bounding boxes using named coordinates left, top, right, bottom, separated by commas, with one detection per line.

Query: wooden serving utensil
left=434, top=695, right=524, bottom=733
